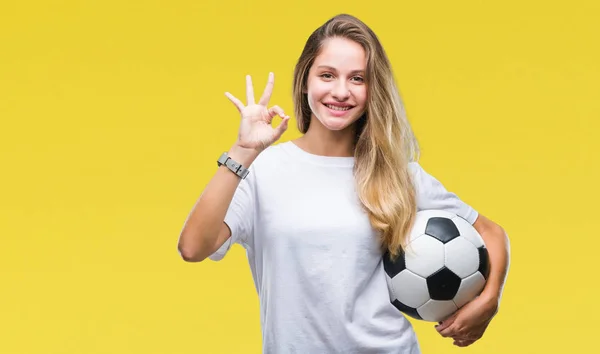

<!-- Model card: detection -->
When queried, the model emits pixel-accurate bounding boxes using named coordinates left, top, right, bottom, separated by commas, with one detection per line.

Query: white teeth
left=325, top=104, right=352, bottom=111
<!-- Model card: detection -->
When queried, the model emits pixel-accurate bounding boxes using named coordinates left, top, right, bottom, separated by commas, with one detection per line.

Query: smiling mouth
left=323, top=103, right=354, bottom=111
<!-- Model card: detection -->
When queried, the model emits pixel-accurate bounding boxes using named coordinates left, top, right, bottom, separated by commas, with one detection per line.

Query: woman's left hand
left=434, top=294, right=499, bottom=347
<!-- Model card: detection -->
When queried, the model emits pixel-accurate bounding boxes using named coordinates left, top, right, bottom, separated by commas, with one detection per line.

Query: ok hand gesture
left=225, top=72, right=291, bottom=153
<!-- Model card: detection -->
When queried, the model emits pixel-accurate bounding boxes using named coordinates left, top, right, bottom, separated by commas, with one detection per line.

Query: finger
left=453, top=339, right=475, bottom=347
left=267, top=105, right=285, bottom=120
left=225, top=92, right=244, bottom=112
left=438, top=325, right=458, bottom=338
left=435, top=314, right=456, bottom=333
left=258, top=72, right=274, bottom=106
left=246, top=75, right=255, bottom=105
left=273, top=115, right=290, bottom=140
left=458, top=332, right=482, bottom=341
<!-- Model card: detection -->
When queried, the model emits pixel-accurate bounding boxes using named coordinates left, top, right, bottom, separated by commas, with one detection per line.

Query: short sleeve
left=208, top=167, right=256, bottom=261
left=409, top=162, right=479, bottom=224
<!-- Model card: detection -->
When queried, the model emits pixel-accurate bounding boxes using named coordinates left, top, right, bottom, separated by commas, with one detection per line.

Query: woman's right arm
left=177, top=144, right=260, bottom=262
left=177, top=72, right=290, bottom=262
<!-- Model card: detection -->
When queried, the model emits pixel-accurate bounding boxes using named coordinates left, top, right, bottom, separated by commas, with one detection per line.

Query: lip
left=323, top=103, right=354, bottom=117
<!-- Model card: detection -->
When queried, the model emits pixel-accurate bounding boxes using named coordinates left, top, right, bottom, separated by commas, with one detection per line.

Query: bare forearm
left=177, top=145, right=259, bottom=260
left=473, top=214, right=510, bottom=303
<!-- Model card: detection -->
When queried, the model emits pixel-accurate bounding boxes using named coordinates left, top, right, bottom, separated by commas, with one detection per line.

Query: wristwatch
left=217, top=152, right=250, bottom=179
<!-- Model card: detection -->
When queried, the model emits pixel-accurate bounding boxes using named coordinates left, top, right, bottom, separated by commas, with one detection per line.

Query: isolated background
left=1, top=0, right=598, bottom=353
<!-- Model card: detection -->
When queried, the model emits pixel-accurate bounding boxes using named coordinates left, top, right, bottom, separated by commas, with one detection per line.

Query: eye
left=351, top=76, right=364, bottom=83
left=320, top=73, right=334, bottom=79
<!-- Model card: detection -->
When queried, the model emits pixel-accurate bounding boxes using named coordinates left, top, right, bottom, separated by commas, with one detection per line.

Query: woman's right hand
left=225, top=72, right=291, bottom=153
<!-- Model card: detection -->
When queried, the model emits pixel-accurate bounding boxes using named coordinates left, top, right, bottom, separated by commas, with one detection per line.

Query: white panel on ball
left=444, top=237, right=480, bottom=278
left=453, top=272, right=486, bottom=308
left=417, top=299, right=458, bottom=322
left=385, top=273, right=396, bottom=301
left=452, top=216, right=484, bottom=248
left=391, top=270, right=430, bottom=308
left=409, top=210, right=439, bottom=242
left=405, top=236, right=445, bottom=278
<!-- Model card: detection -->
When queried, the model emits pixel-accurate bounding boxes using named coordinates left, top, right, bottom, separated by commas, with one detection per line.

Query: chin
left=318, top=112, right=362, bottom=131
left=317, top=117, right=353, bottom=131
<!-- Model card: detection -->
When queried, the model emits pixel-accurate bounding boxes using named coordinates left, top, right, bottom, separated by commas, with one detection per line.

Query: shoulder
left=408, top=161, right=421, bottom=173
left=250, top=142, right=290, bottom=169
left=243, top=142, right=294, bottom=182
left=407, top=161, right=425, bottom=181
left=407, top=161, right=443, bottom=190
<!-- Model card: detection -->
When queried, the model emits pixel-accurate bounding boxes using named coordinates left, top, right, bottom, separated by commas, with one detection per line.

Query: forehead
left=313, top=37, right=367, bottom=70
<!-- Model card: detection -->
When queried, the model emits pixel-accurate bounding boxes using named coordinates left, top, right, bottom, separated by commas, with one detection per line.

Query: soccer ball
left=383, top=210, right=490, bottom=322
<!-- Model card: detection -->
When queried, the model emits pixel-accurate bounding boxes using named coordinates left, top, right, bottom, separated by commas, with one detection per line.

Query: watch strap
left=217, top=152, right=250, bottom=179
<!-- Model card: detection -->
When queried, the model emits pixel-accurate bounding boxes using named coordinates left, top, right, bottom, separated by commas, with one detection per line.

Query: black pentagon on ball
left=478, top=246, right=490, bottom=279
left=426, top=267, right=462, bottom=300
left=392, top=299, right=423, bottom=320
left=425, top=217, right=461, bottom=244
left=382, top=249, right=406, bottom=278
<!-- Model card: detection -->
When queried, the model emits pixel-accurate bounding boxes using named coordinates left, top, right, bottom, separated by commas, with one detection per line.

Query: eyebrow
left=316, top=65, right=365, bottom=74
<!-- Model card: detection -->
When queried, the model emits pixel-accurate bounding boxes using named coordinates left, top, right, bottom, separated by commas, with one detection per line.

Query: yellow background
left=1, top=0, right=598, bottom=353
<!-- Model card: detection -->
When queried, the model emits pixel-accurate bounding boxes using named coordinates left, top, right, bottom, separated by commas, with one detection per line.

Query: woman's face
left=305, top=37, right=368, bottom=132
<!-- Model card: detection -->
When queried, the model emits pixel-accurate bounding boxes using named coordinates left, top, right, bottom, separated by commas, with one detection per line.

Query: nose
left=331, top=80, right=350, bottom=101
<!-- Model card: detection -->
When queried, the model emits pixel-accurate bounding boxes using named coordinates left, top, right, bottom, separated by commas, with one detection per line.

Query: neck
left=293, top=116, right=357, bottom=157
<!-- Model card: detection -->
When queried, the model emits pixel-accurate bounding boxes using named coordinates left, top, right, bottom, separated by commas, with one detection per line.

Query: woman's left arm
left=435, top=213, right=511, bottom=347
left=474, top=213, right=511, bottom=302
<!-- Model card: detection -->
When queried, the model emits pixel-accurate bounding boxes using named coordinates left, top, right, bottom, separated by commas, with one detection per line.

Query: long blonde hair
left=292, top=14, right=420, bottom=260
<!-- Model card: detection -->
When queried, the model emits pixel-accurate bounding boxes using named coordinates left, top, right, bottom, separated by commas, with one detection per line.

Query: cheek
left=307, top=82, right=329, bottom=99
left=306, top=86, right=329, bottom=109
left=355, top=87, right=368, bottom=106
left=306, top=95, right=321, bottom=118
left=306, top=92, right=319, bottom=111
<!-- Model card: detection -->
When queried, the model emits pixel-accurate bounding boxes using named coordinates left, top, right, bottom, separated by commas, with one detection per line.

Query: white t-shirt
left=209, top=141, right=478, bottom=354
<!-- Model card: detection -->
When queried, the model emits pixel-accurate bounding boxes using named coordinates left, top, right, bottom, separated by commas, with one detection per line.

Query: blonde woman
left=178, top=13, right=510, bottom=353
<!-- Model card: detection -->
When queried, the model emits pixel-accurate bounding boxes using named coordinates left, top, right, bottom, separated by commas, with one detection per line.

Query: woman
left=178, top=13, right=510, bottom=353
